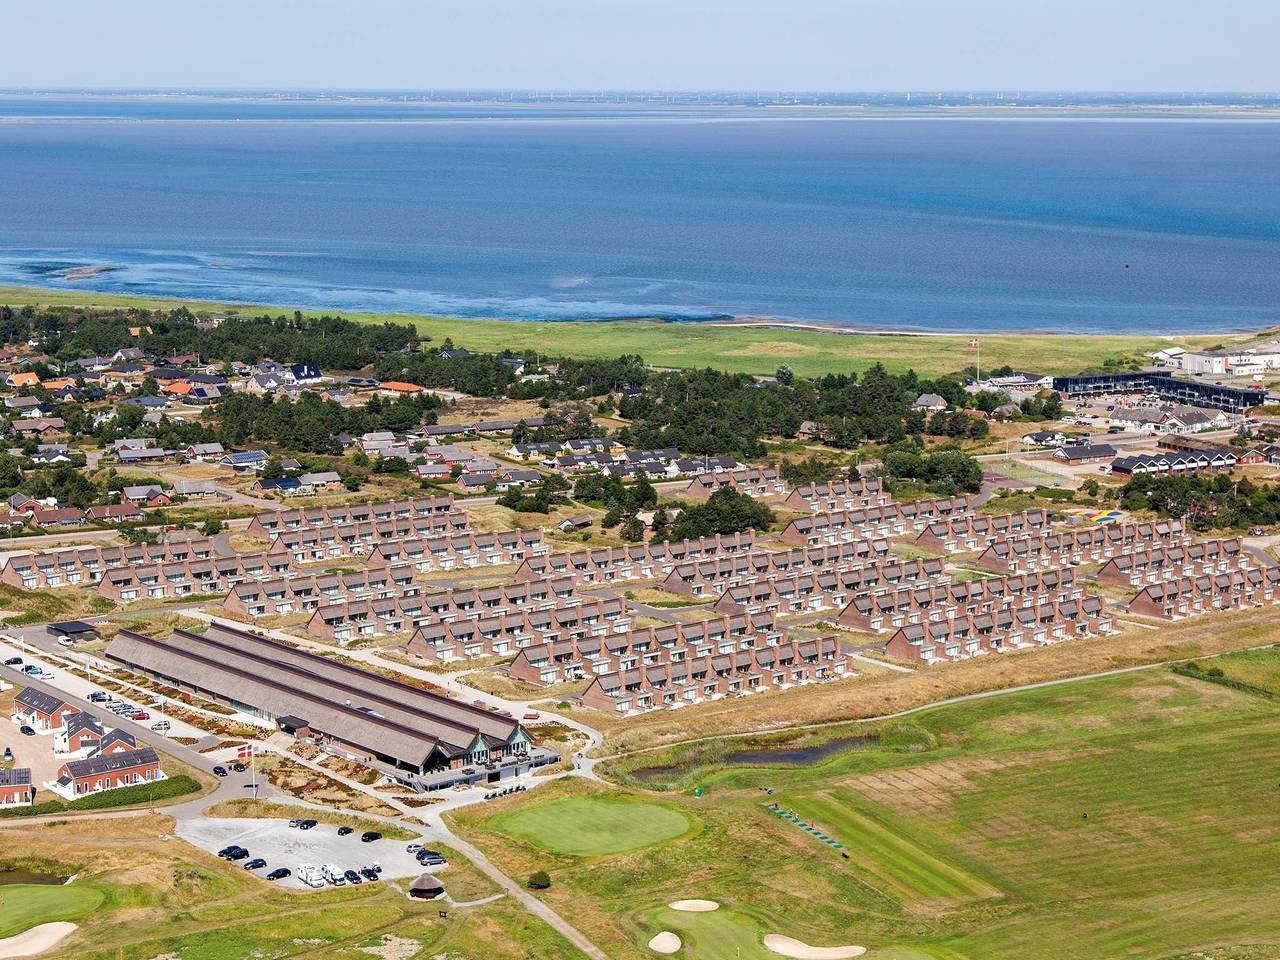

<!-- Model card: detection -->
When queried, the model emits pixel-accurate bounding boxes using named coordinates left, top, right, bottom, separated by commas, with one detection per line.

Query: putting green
left=0, top=884, right=103, bottom=939
left=493, top=796, right=692, bottom=857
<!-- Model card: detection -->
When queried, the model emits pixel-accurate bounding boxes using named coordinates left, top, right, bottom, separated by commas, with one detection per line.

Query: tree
left=650, top=506, right=669, bottom=541
left=775, top=365, right=794, bottom=386
left=200, top=518, right=224, bottom=536
left=667, top=488, right=775, bottom=542
left=621, top=516, right=645, bottom=541
left=602, top=506, right=623, bottom=528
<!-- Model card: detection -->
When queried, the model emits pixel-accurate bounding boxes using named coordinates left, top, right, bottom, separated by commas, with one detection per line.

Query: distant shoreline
left=0, top=282, right=1264, bottom=343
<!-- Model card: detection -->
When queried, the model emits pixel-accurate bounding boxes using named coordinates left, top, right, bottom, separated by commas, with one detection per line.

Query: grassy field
left=0, top=883, right=104, bottom=938
left=454, top=661, right=1280, bottom=960
left=0, top=283, right=1242, bottom=378
left=492, top=795, right=693, bottom=857
left=1189, top=644, right=1280, bottom=694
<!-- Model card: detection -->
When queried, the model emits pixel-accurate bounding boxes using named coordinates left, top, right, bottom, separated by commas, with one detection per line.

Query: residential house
left=49, top=748, right=164, bottom=800
left=13, top=687, right=78, bottom=731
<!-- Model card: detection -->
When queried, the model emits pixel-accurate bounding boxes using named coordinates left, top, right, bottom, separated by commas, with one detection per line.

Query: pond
left=0, top=869, right=67, bottom=886
left=630, top=734, right=879, bottom=783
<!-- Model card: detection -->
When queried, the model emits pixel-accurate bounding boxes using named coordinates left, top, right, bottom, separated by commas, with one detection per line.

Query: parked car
left=217, top=845, right=246, bottom=859
left=417, top=851, right=446, bottom=867
left=337, top=826, right=353, bottom=836
left=21, top=665, right=40, bottom=676
left=56, top=637, right=73, bottom=647
left=360, top=831, right=382, bottom=843
left=2, top=747, right=12, bottom=762
left=343, top=869, right=362, bottom=884
left=288, top=818, right=302, bottom=828
left=226, top=848, right=250, bottom=862
left=87, top=691, right=109, bottom=703
left=405, top=843, right=423, bottom=854
left=19, top=726, right=34, bottom=736
left=212, top=765, right=228, bottom=777
left=298, top=819, right=318, bottom=830
left=150, top=720, right=171, bottom=733
left=266, top=868, right=291, bottom=881
left=231, top=762, right=247, bottom=773
left=359, top=867, right=379, bottom=882
left=2, top=656, right=21, bottom=666
left=130, top=711, right=150, bottom=721
left=243, top=858, right=267, bottom=871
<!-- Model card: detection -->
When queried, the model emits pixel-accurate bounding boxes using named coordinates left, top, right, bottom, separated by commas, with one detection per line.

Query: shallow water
left=2, top=97, right=1280, bottom=332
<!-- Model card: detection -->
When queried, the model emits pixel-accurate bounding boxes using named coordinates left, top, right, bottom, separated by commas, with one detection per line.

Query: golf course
left=453, top=648, right=1280, bottom=960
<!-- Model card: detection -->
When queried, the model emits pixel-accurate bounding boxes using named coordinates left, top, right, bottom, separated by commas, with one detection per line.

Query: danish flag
left=237, top=744, right=255, bottom=759
left=967, top=337, right=980, bottom=349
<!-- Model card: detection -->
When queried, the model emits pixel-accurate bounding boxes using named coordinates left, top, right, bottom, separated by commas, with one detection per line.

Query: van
left=296, top=864, right=325, bottom=888
left=321, top=863, right=345, bottom=886
left=150, top=720, right=171, bottom=733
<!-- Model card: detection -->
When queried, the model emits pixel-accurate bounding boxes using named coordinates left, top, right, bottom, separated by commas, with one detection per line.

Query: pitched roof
left=64, top=747, right=160, bottom=778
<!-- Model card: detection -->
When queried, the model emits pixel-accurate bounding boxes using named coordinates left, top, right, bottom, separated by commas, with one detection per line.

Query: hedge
left=0, top=800, right=64, bottom=819
left=67, top=774, right=202, bottom=810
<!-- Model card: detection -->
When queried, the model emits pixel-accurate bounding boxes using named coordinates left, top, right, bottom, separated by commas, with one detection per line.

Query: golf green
left=0, top=884, right=103, bottom=938
left=493, top=795, right=692, bottom=856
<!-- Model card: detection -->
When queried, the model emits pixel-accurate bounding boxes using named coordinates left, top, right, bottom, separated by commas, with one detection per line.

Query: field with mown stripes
left=457, top=653, right=1280, bottom=960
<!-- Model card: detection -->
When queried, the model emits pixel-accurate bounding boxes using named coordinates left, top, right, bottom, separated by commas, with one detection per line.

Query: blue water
left=1, top=96, right=1279, bottom=332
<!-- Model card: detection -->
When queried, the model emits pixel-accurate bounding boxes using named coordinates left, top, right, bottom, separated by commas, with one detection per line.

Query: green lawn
left=457, top=668, right=1280, bottom=960
left=782, top=794, right=998, bottom=902
left=0, top=283, right=1238, bottom=378
left=0, top=883, right=104, bottom=938
left=491, top=795, right=693, bottom=857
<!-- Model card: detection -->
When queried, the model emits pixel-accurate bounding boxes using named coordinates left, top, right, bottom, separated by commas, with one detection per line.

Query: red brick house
left=55, top=712, right=105, bottom=755
left=92, top=730, right=139, bottom=756
left=0, top=769, right=33, bottom=808
left=13, top=687, right=79, bottom=731
left=88, top=503, right=145, bottom=524
left=52, top=747, right=164, bottom=799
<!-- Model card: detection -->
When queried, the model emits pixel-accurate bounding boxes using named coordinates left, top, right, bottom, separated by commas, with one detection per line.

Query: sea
left=1, top=94, right=1279, bottom=333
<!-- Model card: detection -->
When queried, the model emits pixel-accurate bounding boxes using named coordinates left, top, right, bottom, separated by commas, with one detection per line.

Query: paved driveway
left=174, top=816, right=434, bottom=890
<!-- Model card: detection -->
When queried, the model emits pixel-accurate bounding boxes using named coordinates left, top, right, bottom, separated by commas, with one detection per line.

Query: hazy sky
left=5, top=0, right=1278, bottom=92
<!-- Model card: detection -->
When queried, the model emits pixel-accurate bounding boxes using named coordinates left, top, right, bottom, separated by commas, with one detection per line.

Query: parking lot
left=175, top=817, right=437, bottom=890
left=3, top=713, right=64, bottom=790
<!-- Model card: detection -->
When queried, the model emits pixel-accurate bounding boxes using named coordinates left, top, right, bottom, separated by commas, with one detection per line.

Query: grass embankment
left=0, top=283, right=1240, bottom=378
left=454, top=661, right=1280, bottom=960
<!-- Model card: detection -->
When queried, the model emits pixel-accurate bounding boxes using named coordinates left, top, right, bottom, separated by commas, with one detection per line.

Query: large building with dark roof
left=105, top=622, right=547, bottom=787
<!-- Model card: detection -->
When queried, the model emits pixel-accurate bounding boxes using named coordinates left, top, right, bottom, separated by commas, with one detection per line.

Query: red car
left=131, top=711, right=150, bottom=721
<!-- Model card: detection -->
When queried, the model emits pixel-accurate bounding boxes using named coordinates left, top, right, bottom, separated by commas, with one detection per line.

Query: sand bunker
left=0, top=922, right=79, bottom=959
left=763, top=934, right=867, bottom=959
left=668, top=899, right=719, bottom=912
left=648, top=931, right=682, bottom=954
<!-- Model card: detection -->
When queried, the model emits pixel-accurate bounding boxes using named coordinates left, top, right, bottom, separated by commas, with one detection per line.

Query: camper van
left=296, top=863, right=325, bottom=888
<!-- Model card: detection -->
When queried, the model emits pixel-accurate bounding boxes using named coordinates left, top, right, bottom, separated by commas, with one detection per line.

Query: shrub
left=880, top=721, right=937, bottom=753
left=527, top=870, right=551, bottom=890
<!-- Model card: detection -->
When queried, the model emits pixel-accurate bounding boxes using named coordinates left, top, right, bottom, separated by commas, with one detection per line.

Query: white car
left=56, top=637, right=73, bottom=647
